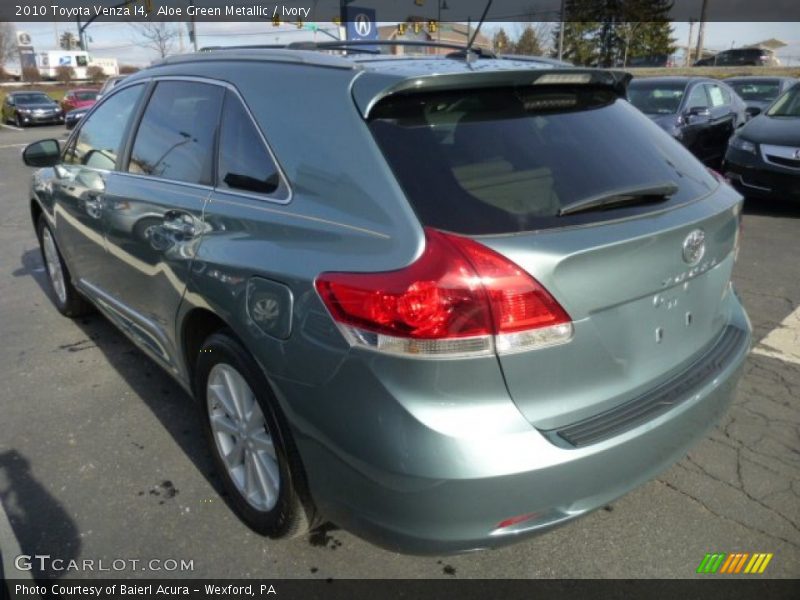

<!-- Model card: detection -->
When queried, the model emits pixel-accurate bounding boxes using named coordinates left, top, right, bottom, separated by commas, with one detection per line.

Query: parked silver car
left=22, top=42, right=750, bottom=554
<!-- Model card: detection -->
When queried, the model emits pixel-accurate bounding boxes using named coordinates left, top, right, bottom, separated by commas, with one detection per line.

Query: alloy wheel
left=207, top=363, right=280, bottom=511
left=41, top=228, right=67, bottom=305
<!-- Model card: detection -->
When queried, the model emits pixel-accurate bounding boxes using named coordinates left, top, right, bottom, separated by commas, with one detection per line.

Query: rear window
left=627, top=81, right=686, bottom=114
left=728, top=80, right=781, bottom=102
left=74, top=91, right=98, bottom=101
left=369, top=86, right=716, bottom=234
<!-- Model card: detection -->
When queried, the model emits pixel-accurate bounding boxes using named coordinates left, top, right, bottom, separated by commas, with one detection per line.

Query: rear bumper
left=292, top=295, right=751, bottom=554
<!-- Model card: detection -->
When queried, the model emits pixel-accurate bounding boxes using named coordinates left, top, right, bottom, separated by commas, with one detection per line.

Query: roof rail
left=198, top=45, right=287, bottom=52
left=286, top=40, right=497, bottom=58
left=197, top=40, right=496, bottom=58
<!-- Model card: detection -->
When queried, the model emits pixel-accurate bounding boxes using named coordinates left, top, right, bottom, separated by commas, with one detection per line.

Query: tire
left=196, top=330, right=316, bottom=538
left=36, top=216, right=93, bottom=317
left=15, top=113, right=24, bottom=128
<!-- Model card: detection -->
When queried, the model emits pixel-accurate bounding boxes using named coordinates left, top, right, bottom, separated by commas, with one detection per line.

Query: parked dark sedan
left=2, top=91, right=65, bottom=127
left=64, top=107, right=89, bottom=130
left=725, top=76, right=798, bottom=118
left=628, top=77, right=747, bottom=167
left=694, top=47, right=780, bottom=67
left=724, top=83, right=800, bottom=202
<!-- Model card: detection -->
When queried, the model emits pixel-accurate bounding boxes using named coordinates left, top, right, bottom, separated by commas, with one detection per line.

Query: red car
left=60, top=88, right=99, bottom=113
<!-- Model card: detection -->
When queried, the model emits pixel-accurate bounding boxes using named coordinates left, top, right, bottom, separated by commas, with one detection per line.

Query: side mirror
left=745, top=106, right=762, bottom=118
left=22, top=139, right=61, bottom=168
left=686, top=106, right=711, bottom=119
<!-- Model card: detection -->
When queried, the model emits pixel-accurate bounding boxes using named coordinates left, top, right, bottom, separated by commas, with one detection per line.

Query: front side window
left=128, top=81, right=224, bottom=185
left=217, top=91, right=285, bottom=198
left=64, top=84, right=144, bottom=171
left=76, top=55, right=88, bottom=67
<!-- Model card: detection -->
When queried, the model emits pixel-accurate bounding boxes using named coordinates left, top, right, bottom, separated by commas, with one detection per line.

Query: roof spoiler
left=355, top=68, right=634, bottom=118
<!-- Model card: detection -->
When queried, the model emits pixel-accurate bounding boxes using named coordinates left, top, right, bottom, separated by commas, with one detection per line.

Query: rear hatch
left=364, top=71, right=742, bottom=430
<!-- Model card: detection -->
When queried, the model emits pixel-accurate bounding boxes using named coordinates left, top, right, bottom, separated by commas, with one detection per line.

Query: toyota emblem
left=682, top=230, right=706, bottom=266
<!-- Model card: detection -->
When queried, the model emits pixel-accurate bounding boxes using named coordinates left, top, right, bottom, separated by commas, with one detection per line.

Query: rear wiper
left=558, top=182, right=679, bottom=216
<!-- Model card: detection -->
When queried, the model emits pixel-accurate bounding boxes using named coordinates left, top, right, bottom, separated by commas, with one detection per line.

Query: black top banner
left=2, top=0, right=799, bottom=22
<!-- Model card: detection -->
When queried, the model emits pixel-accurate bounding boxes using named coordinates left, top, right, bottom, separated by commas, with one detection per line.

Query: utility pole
left=695, top=0, right=708, bottom=65
left=188, top=0, right=198, bottom=51
left=436, top=0, right=450, bottom=42
left=686, top=19, right=695, bottom=66
left=558, top=0, right=565, bottom=61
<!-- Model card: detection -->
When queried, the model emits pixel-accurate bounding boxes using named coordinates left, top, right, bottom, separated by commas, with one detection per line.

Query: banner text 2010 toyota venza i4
left=21, top=44, right=751, bottom=554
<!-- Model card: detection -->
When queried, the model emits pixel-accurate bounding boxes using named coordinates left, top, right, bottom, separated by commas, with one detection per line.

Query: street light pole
left=695, top=0, right=709, bottom=65
left=558, top=0, right=565, bottom=61
left=189, top=0, right=199, bottom=52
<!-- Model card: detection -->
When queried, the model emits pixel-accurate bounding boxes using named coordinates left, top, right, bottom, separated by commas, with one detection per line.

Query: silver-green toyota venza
left=22, top=43, right=751, bottom=553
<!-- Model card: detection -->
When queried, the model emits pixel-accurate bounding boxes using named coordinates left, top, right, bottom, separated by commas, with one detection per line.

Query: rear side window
left=64, top=84, right=143, bottom=170
left=128, top=81, right=224, bottom=185
left=686, top=84, right=709, bottom=109
left=369, top=86, right=717, bottom=234
left=719, top=85, right=732, bottom=105
left=217, top=91, right=286, bottom=198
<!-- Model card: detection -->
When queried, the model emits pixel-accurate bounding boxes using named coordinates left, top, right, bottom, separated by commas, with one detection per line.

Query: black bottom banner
left=4, top=579, right=800, bottom=600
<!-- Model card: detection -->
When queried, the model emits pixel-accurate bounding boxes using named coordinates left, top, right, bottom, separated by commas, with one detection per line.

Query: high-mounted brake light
left=315, top=228, right=573, bottom=358
left=534, top=73, right=593, bottom=85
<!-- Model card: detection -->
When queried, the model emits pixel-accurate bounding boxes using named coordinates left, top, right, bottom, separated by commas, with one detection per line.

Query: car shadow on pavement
left=0, top=450, right=82, bottom=580
left=15, top=247, right=227, bottom=509
left=11, top=248, right=45, bottom=280
left=17, top=247, right=342, bottom=547
left=67, top=318, right=228, bottom=504
left=742, top=197, right=800, bottom=219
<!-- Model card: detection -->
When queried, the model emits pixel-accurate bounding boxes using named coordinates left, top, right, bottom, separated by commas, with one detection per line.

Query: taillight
left=315, top=228, right=573, bottom=357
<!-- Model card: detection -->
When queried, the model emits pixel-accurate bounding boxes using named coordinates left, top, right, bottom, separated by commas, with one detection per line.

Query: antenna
left=466, top=0, right=493, bottom=57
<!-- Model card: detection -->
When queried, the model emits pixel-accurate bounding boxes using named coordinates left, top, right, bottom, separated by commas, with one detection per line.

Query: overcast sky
left=10, top=20, right=800, bottom=66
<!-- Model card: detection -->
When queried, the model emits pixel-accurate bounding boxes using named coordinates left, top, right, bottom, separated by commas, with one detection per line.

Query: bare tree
left=55, top=65, right=76, bottom=85
left=0, top=22, right=18, bottom=71
left=617, top=22, right=643, bottom=67
left=132, top=22, right=178, bottom=58
left=86, top=65, right=106, bottom=85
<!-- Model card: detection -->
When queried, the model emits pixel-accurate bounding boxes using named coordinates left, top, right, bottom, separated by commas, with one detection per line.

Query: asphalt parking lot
left=0, top=123, right=798, bottom=580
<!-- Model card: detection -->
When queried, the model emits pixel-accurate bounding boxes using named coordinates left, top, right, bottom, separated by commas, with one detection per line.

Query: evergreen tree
left=553, top=0, right=675, bottom=67
left=552, top=0, right=602, bottom=65
left=620, top=0, right=675, bottom=65
left=492, top=27, right=512, bottom=54
left=513, top=24, right=543, bottom=56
